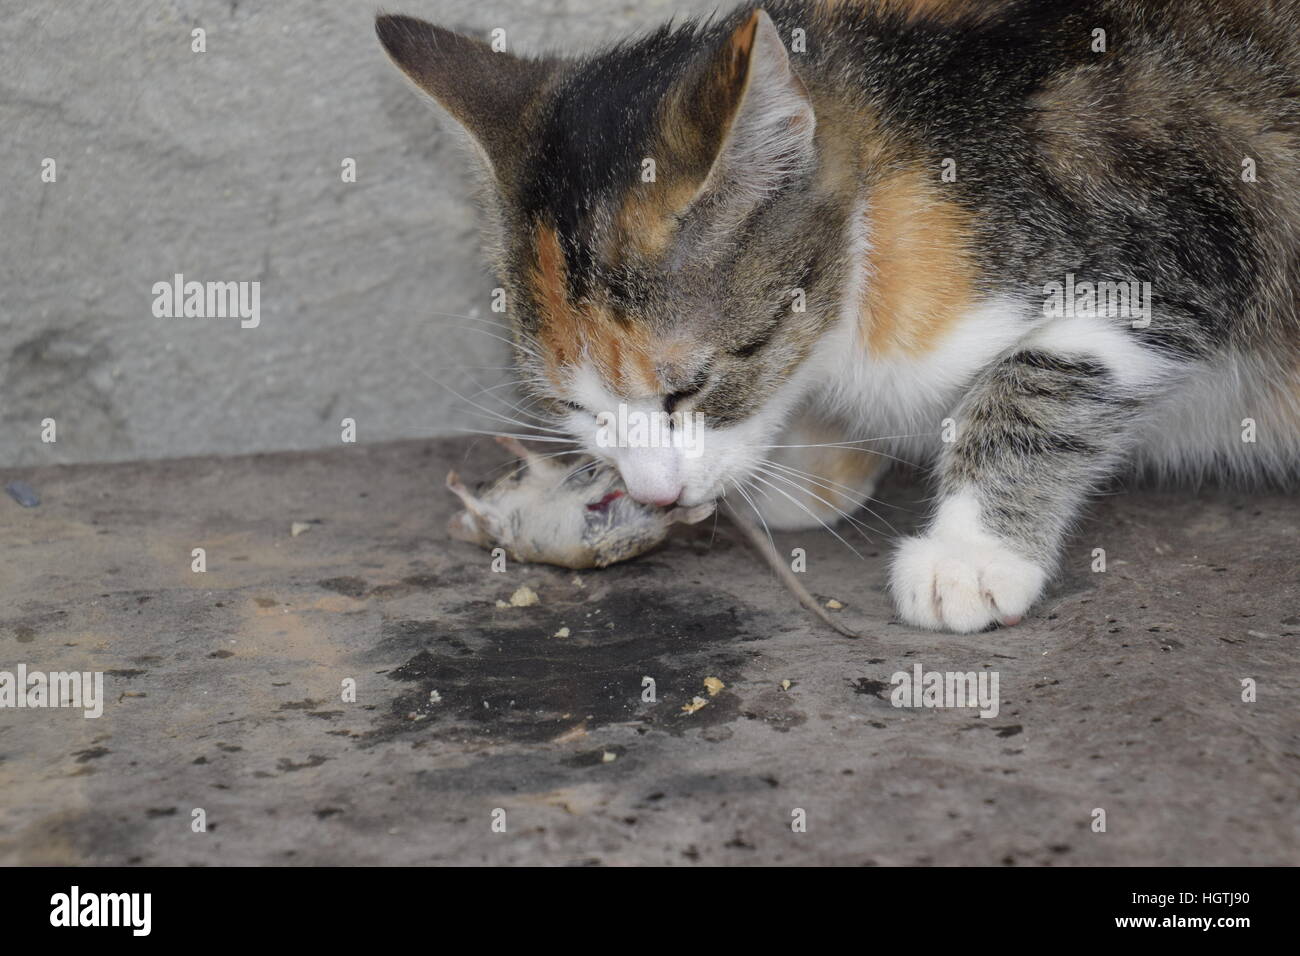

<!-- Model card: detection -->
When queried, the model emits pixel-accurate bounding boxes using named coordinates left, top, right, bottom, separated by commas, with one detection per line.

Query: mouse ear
left=495, top=434, right=567, bottom=480
left=446, top=470, right=476, bottom=507
left=446, top=471, right=508, bottom=546
left=447, top=470, right=498, bottom=519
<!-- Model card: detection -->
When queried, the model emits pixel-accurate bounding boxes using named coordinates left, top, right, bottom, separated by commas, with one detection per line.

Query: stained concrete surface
left=0, top=438, right=1297, bottom=866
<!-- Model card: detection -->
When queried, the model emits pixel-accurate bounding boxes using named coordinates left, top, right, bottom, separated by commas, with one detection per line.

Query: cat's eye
left=664, top=387, right=701, bottom=414
left=558, top=400, right=585, bottom=413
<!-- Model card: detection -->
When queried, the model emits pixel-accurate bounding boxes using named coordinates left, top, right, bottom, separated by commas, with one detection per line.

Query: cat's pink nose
left=618, top=447, right=683, bottom=507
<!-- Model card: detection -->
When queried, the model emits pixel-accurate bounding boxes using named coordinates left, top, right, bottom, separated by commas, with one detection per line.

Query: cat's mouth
left=675, top=482, right=725, bottom=509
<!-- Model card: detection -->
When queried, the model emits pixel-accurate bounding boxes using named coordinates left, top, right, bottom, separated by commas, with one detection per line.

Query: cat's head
left=378, top=9, right=851, bottom=507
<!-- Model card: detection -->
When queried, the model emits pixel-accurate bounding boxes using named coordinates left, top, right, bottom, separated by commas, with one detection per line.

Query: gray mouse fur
left=447, top=436, right=714, bottom=569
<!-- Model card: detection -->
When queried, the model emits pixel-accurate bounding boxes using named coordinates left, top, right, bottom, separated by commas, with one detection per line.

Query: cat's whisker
left=482, top=446, right=581, bottom=482
left=448, top=328, right=543, bottom=368
left=561, top=458, right=603, bottom=483
left=454, top=428, right=579, bottom=445
left=759, top=457, right=907, bottom=532
left=727, top=479, right=779, bottom=562
left=760, top=433, right=925, bottom=447
left=462, top=382, right=564, bottom=430
left=751, top=463, right=883, bottom=542
left=760, top=440, right=922, bottom=470
left=745, top=472, right=865, bottom=560
left=427, top=310, right=546, bottom=360
left=466, top=378, right=530, bottom=400
left=755, top=462, right=883, bottom=534
left=760, top=457, right=884, bottom=508
left=400, top=359, right=571, bottom=436
left=480, top=389, right=565, bottom=431
left=461, top=404, right=568, bottom=435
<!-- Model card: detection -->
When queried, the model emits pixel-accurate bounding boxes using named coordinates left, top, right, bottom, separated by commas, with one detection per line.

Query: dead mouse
left=447, top=436, right=715, bottom=569
left=446, top=437, right=860, bottom=638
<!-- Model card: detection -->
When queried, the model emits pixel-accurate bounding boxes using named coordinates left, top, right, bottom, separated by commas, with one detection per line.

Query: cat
left=376, top=0, right=1300, bottom=633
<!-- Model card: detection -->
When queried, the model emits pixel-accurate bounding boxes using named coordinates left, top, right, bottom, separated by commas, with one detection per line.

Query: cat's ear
left=376, top=14, right=556, bottom=178
left=687, top=10, right=816, bottom=207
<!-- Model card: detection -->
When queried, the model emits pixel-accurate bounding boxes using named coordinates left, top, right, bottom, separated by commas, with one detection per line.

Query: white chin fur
left=889, top=491, right=1048, bottom=634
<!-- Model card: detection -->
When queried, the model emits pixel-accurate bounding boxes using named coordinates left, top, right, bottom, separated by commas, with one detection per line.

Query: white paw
left=889, top=493, right=1047, bottom=634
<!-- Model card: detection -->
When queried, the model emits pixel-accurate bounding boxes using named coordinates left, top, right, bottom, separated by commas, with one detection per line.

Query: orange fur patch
left=615, top=179, right=700, bottom=260
left=724, top=10, right=762, bottom=84
left=530, top=223, right=659, bottom=395
left=859, top=168, right=977, bottom=358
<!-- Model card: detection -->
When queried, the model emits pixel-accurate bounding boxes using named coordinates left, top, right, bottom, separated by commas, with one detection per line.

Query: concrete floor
left=0, top=437, right=1296, bottom=865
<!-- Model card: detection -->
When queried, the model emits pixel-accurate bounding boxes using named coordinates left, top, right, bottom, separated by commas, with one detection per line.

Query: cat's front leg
left=891, top=341, right=1161, bottom=633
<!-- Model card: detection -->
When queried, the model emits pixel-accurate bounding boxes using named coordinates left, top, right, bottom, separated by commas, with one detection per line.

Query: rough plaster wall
left=0, top=0, right=718, bottom=466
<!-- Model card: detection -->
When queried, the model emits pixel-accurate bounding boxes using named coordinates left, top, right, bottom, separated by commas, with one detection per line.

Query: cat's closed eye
left=664, top=386, right=702, bottom=413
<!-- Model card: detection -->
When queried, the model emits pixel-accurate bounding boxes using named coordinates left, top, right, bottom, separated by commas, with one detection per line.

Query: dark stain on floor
left=317, top=577, right=369, bottom=599
left=366, top=584, right=762, bottom=744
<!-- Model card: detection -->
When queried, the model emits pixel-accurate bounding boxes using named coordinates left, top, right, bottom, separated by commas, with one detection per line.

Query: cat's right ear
left=376, top=14, right=556, bottom=178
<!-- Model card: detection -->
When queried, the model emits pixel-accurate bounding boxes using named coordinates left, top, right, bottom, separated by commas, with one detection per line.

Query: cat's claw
left=890, top=532, right=1047, bottom=634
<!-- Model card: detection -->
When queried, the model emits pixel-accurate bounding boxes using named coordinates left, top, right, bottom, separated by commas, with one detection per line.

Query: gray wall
left=1, top=0, right=715, bottom=466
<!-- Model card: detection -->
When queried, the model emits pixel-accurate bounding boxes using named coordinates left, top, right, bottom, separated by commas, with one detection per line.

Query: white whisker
left=752, top=463, right=884, bottom=541
left=745, top=472, right=865, bottom=560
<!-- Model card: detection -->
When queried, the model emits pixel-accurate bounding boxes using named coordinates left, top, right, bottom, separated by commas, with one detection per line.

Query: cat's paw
left=889, top=494, right=1048, bottom=633
left=890, top=533, right=1046, bottom=633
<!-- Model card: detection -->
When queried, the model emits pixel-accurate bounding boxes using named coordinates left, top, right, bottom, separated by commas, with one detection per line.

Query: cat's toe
left=890, top=533, right=1046, bottom=634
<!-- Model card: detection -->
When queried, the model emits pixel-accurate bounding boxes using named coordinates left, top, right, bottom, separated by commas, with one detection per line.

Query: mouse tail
left=723, top=502, right=862, bottom=639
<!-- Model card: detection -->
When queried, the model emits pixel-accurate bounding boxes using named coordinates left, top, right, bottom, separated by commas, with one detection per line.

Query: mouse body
left=447, top=437, right=714, bottom=569
left=448, top=438, right=859, bottom=637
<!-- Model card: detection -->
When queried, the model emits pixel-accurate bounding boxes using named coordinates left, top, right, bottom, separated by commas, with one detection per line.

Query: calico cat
left=376, top=0, right=1300, bottom=633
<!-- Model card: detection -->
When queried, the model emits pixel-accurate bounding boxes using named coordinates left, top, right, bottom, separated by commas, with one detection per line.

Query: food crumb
left=780, top=679, right=792, bottom=691
left=826, top=599, right=844, bottom=610
left=290, top=522, right=312, bottom=537
left=429, top=690, right=442, bottom=703
left=703, top=676, right=725, bottom=697
left=553, top=626, right=571, bottom=638
left=681, top=696, right=709, bottom=715
left=495, top=600, right=509, bottom=608
left=601, top=751, right=617, bottom=763
left=509, top=586, right=539, bottom=607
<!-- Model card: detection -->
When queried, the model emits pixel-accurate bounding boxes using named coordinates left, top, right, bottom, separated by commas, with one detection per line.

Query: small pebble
left=553, top=627, right=570, bottom=638
left=291, top=522, right=313, bottom=537
left=5, top=480, right=40, bottom=508
left=826, top=599, right=844, bottom=610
